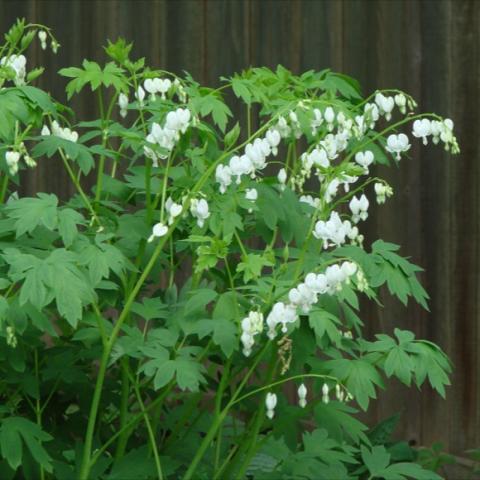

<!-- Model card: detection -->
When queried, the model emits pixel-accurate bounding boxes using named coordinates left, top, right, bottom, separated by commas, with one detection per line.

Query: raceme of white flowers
left=215, top=129, right=281, bottom=193
left=144, top=107, right=191, bottom=166
left=144, top=77, right=171, bottom=101
left=265, top=382, right=353, bottom=418
left=313, top=211, right=359, bottom=249
left=238, top=260, right=362, bottom=356
left=5, top=141, right=37, bottom=175
left=265, top=261, right=360, bottom=341
left=41, top=120, right=79, bottom=143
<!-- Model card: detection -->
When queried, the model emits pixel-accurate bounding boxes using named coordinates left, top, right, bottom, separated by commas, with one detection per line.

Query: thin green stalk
left=34, top=350, right=45, bottom=480
left=0, top=174, right=9, bottom=204
left=213, top=358, right=232, bottom=474
left=114, top=358, right=131, bottom=460
left=213, top=444, right=239, bottom=480
left=126, top=369, right=163, bottom=480
left=59, top=149, right=100, bottom=226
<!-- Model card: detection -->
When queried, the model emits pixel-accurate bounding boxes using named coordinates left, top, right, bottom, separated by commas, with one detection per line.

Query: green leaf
left=4, top=248, right=95, bottom=327
left=384, top=347, right=414, bottom=385
left=0, top=417, right=52, bottom=473
left=308, top=309, right=341, bottom=346
left=361, top=445, right=391, bottom=477
left=231, top=78, right=252, bottom=103
left=5, top=193, right=58, bottom=236
left=237, top=254, right=274, bottom=283
left=107, top=446, right=156, bottom=480
left=59, top=60, right=127, bottom=99
left=32, top=135, right=95, bottom=175
left=184, top=288, right=217, bottom=316
left=224, top=122, right=240, bottom=148
left=58, top=208, right=84, bottom=247
left=326, top=359, right=383, bottom=410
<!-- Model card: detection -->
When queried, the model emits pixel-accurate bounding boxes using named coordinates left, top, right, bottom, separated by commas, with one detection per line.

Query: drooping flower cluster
left=144, top=77, right=171, bottom=100
left=4, top=141, right=36, bottom=175
left=215, top=129, right=281, bottom=193
left=374, top=182, right=393, bottom=204
left=41, top=121, right=79, bottom=143
left=144, top=108, right=191, bottom=166
left=265, top=381, right=352, bottom=418
left=0, top=54, right=27, bottom=86
left=313, top=211, right=359, bottom=249
left=266, top=261, right=359, bottom=340
left=412, top=118, right=459, bottom=153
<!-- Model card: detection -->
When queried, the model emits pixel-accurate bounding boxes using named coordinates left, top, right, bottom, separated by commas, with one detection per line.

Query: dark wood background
left=1, top=0, right=479, bottom=459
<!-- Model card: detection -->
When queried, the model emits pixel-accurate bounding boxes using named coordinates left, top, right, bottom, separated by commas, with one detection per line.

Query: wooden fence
left=0, top=0, right=479, bottom=457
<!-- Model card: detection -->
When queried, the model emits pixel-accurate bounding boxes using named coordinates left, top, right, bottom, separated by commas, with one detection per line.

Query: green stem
left=59, top=149, right=100, bottom=226
left=126, top=369, right=163, bottom=480
left=114, top=358, right=131, bottom=460
left=0, top=174, right=9, bottom=204
left=34, top=350, right=45, bottom=480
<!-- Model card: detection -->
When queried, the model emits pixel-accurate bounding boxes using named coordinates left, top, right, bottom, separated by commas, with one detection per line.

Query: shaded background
left=1, top=0, right=479, bottom=465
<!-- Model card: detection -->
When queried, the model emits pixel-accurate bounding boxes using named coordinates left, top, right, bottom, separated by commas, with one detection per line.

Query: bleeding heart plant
left=0, top=18, right=458, bottom=480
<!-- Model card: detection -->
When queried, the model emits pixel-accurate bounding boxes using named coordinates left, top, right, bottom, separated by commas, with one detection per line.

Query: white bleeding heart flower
left=135, top=86, right=145, bottom=105
left=277, top=168, right=287, bottom=189
left=298, top=383, right=307, bottom=408
left=265, top=392, right=277, bottom=419
left=395, top=93, right=407, bottom=114
left=354, top=150, right=374, bottom=172
left=118, top=93, right=129, bottom=118
left=5, top=151, right=20, bottom=175
left=412, top=119, right=432, bottom=145
left=216, top=164, right=232, bottom=193
left=190, top=198, right=210, bottom=228
left=165, top=197, right=183, bottom=225
left=147, top=222, right=168, bottom=242
left=349, top=194, right=369, bottom=223
left=385, top=133, right=411, bottom=160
